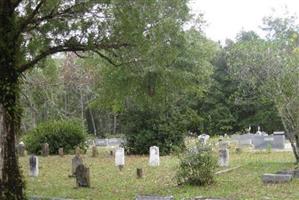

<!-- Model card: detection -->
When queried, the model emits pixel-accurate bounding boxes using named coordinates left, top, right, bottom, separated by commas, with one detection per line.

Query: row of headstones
left=17, top=142, right=50, bottom=157
left=28, top=146, right=161, bottom=187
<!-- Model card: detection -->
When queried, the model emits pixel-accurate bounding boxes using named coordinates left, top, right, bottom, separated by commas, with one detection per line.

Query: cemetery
left=15, top=134, right=299, bottom=200
left=1, top=1, right=299, bottom=200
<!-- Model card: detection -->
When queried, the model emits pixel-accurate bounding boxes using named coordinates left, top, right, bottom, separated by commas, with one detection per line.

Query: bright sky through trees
left=190, top=0, right=299, bottom=42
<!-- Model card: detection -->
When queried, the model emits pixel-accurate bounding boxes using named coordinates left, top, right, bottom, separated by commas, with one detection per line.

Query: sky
left=189, top=0, right=299, bottom=43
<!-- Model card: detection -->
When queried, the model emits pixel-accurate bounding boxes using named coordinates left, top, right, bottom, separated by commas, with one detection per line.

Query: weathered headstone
left=235, top=147, right=242, bottom=154
left=75, top=164, right=90, bottom=187
left=91, top=145, right=98, bottom=157
left=149, top=146, right=160, bottom=167
left=58, top=148, right=64, bottom=157
left=115, top=147, right=125, bottom=170
left=75, top=146, right=81, bottom=156
left=219, top=141, right=229, bottom=149
left=137, top=168, right=143, bottom=178
left=136, top=195, right=174, bottom=200
left=71, top=155, right=83, bottom=176
left=17, top=141, right=25, bottom=157
left=218, top=148, right=229, bottom=167
left=198, top=134, right=210, bottom=145
left=29, top=155, right=39, bottom=177
left=42, top=143, right=49, bottom=156
left=262, top=173, right=292, bottom=183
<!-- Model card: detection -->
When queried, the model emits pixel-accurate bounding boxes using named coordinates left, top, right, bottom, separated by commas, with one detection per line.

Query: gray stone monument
left=42, top=143, right=49, bottom=156
left=136, top=195, right=174, bottom=200
left=58, top=148, right=64, bottom=157
left=29, top=155, right=39, bottom=177
left=262, top=173, right=292, bottom=183
left=71, top=155, right=83, bottom=176
left=75, top=164, right=90, bottom=187
left=17, top=141, right=25, bottom=157
left=91, top=145, right=98, bottom=157
left=218, top=148, right=229, bottom=167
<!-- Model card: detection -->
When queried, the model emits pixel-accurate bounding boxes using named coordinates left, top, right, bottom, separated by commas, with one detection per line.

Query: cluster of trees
left=0, top=0, right=299, bottom=199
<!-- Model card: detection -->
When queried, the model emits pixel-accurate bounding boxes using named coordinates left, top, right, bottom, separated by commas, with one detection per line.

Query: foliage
left=226, top=16, right=299, bottom=161
left=176, top=145, right=217, bottom=186
left=122, top=104, right=186, bottom=156
left=24, top=119, right=87, bottom=155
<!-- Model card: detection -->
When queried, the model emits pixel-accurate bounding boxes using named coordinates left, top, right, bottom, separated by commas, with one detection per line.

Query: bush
left=176, top=145, right=217, bottom=186
left=24, top=119, right=87, bottom=155
left=121, top=107, right=185, bottom=155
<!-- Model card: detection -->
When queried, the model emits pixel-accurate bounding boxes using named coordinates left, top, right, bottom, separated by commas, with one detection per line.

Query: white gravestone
left=198, top=134, right=210, bottom=145
left=149, top=146, right=160, bottom=166
left=115, top=147, right=125, bottom=167
left=29, top=155, right=39, bottom=177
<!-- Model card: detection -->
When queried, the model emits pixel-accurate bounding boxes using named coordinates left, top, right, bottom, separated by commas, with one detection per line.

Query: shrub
left=176, top=145, right=217, bottom=186
left=121, top=107, right=185, bottom=155
left=24, top=119, right=87, bottom=155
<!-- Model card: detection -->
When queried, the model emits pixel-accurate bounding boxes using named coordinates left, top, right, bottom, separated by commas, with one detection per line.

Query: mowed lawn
left=19, top=148, right=299, bottom=200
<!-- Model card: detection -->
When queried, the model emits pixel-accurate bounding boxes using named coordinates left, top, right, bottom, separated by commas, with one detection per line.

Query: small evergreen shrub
left=176, top=145, right=217, bottom=186
left=24, top=119, right=87, bottom=155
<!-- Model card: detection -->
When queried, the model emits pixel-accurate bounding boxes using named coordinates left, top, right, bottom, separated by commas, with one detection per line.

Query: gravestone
left=149, top=146, right=160, bottom=167
left=136, top=195, right=174, bottom=200
left=58, top=148, right=64, bottom=157
left=219, top=141, right=229, bottom=149
left=29, top=155, right=39, bottom=177
left=218, top=148, right=229, bottom=167
left=42, top=143, right=49, bottom=156
left=137, top=168, right=143, bottom=178
left=198, top=134, right=210, bottom=145
left=71, top=155, right=83, bottom=176
left=75, top=164, right=90, bottom=187
left=262, top=173, right=292, bottom=183
left=17, top=141, right=25, bottom=157
left=75, top=146, right=81, bottom=155
left=91, top=145, right=98, bottom=157
left=115, top=147, right=125, bottom=169
left=273, top=132, right=285, bottom=149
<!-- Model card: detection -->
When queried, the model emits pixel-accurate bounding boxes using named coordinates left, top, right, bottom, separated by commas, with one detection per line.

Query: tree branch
left=18, top=0, right=46, bottom=34
left=18, top=42, right=129, bottom=73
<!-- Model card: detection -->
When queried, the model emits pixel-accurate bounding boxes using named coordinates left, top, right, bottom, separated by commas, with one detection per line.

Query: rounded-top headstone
left=149, top=146, right=160, bottom=167
left=115, top=147, right=125, bottom=167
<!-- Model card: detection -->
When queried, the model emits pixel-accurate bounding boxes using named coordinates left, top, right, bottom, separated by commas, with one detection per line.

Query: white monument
left=149, top=146, right=160, bottom=166
left=29, top=155, right=39, bottom=177
left=198, top=134, right=210, bottom=145
left=115, top=147, right=125, bottom=167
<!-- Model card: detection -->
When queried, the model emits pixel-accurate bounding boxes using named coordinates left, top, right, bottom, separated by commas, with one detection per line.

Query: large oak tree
left=0, top=0, right=189, bottom=199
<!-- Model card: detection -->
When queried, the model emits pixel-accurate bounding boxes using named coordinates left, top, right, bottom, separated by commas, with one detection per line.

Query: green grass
left=20, top=148, right=299, bottom=200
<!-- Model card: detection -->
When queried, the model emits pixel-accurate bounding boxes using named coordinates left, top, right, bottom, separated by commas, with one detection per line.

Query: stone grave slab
left=262, top=173, right=292, bottom=183
left=136, top=195, right=174, bottom=200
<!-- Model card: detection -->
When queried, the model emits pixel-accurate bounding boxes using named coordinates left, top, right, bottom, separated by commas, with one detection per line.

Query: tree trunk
left=0, top=3, right=26, bottom=198
left=0, top=87, right=26, bottom=199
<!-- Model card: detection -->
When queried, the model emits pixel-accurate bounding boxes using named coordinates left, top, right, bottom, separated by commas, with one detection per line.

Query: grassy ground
left=19, top=147, right=299, bottom=200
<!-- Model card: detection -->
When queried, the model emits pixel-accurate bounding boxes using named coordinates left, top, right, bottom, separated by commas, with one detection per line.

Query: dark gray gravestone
left=262, top=173, right=292, bottom=183
left=29, top=155, right=38, bottom=177
left=75, top=164, right=90, bottom=187
left=136, top=195, right=173, bottom=200
left=71, top=155, right=83, bottom=176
